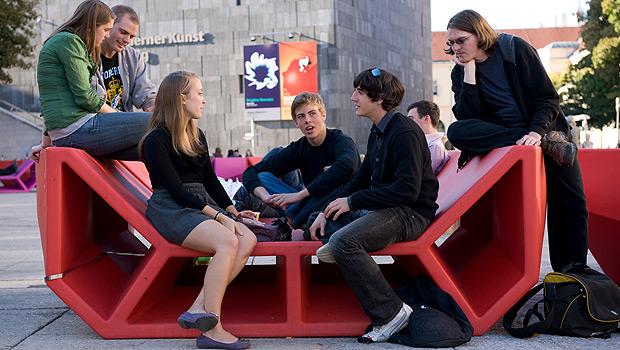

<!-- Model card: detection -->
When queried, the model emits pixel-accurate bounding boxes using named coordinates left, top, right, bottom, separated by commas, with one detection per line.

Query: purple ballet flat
left=196, top=335, right=251, bottom=349
left=177, top=311, right=218, bottom=332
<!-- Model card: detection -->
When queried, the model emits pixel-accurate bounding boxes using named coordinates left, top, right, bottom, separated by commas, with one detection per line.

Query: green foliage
left=580, top=0, right=616, bottom=50
left=559, top=0, right=620, bottom=128
left=0, top=0, right=39, bottom=84
left=602, top=0, right=620, bottom=34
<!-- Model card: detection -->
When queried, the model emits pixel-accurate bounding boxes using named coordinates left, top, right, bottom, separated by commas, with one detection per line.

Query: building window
left=239, top=75, right=244, bottom=94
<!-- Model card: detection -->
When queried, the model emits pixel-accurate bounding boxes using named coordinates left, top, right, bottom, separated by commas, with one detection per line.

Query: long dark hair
left=444, top=10, right=498, bottom=56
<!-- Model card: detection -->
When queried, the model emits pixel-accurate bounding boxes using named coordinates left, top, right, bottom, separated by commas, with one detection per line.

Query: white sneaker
left=359, top=303, right=412, bottom=343
left=316, top=243, right=336, bottom=263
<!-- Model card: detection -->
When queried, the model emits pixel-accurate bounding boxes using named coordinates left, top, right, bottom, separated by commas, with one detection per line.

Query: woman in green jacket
left=30, top=0, right=151, bottom=161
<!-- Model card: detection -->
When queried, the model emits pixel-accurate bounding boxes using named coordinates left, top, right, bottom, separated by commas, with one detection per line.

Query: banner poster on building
left=243, top=41, right=318, bottom=121
left=279, top=41, right=318, bottom=120
left=243, top=44, right=281, bottom=121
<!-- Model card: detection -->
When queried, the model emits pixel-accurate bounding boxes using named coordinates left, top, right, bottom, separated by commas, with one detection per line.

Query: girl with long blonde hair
left=140, top=71, right=255, bottom=349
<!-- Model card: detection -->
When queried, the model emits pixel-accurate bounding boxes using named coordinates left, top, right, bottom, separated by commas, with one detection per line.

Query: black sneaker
left=541, top=131, right=576, bottom=167
left=273, top=217, right=292, bottom=241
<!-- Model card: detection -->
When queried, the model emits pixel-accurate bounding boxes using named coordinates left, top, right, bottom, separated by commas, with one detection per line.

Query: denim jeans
left=326, top=206, right=431, bottom=326
left=257, top=172, right=342, bottom=228
left=53, top=112, right=151, bottom=160
left=262, top=146, right=304, bottom=191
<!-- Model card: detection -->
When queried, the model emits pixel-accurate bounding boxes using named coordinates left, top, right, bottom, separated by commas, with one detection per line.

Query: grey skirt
left=146, top=183, right=224, bottom=245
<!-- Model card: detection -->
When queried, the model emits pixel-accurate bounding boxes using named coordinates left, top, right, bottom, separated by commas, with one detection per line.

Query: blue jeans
left=262, top=146, right=304, bottom=191
left=53, top=112, right=151, bottom=160
left=257, top=172, right=342, bottom=228
left=325, top=206, right=431, bottom=326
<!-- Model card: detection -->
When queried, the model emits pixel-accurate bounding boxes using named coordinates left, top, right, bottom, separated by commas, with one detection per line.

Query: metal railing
left=0, top=98, right=43, bottom=130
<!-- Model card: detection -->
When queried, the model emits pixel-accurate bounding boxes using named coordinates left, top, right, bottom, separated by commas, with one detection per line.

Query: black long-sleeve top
left=242, top=128, right=360, bottom=197
left=142, top=126, right=232, bottom=211
left=339, top=110, right=439, bottom=221
left=451, top=33, right=569, bottom=137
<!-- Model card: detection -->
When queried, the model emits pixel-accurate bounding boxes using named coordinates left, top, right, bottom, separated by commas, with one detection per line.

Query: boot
left=541, top=131, right=577, bottom=167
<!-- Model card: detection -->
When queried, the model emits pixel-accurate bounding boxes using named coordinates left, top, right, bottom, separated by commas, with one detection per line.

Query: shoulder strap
left=503, top=283, right=555, bottom=338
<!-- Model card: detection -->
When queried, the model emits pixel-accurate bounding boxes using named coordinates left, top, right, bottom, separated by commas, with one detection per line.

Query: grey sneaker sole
left=358, top=303, right=412, bottom=343
left=316, top=244, right=336, bottom=263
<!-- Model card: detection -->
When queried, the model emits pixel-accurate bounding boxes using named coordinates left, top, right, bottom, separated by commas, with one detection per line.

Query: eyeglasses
left=446, top=35, right=472, bottom=48
left=371, top=68, right=381, bottom=76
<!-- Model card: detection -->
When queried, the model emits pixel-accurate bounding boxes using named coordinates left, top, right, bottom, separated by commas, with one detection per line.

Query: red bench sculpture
left=578, top=149, right=620, bottom=284
left=37, top=145, right=546, bottom=338
left=0, top=159, right=36, bottom=193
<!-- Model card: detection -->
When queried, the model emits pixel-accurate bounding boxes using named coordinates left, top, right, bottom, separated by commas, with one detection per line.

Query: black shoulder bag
left=503, top=263, right=620, bottom=338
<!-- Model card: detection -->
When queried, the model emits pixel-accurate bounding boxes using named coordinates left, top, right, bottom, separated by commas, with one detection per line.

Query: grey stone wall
left=0, top=112, right=41, bottom=160
left=1, top=0, right=431, bottom=157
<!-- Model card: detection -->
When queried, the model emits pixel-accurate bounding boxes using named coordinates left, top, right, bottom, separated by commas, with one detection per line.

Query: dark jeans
left=232, top=186, right=280, bottom=218
left=258, top=172, right=343, bottom=228
left=263, top=146, right=304, bottom=191
left=448, top=119, right=589, bottom=271
left=321, top=207, right=431, bottom=326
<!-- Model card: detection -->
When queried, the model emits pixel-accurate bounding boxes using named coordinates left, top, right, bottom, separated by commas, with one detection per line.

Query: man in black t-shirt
left=92, top=5, right=156, bottom=112
left=241, top=92, right=360, bottom=238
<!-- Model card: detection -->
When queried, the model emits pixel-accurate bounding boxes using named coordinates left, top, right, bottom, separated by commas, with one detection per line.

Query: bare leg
left=186, top=223, right=256, bottom=313
left=181, top=220, right=257, bottom=343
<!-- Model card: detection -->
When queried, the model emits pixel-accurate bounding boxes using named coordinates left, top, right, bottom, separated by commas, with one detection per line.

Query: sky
left=431, top=0, right=590, bottom=32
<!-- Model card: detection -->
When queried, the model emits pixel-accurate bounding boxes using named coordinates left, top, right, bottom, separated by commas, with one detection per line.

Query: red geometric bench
left=36, top=145, right=545, bottom=338
left=0, top=159, right=36, bottom=193
left=578, top=149, right=620, bottom=284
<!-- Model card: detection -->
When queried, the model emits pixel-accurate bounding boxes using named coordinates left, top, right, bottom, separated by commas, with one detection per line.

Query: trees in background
left=558, top=0, right=620, bottom=129
left=0, top=0, right=38, bottom=84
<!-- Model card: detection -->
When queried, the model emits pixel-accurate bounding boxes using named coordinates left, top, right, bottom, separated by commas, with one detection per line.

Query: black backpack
left=503, top=264, right=620, bottom=338
left=389, top=275, right=473, bottom=347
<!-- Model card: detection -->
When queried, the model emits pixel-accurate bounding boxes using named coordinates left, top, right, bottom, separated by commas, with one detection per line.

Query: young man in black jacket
left=445, top=10, right=588, bottom=272
left=242, top=92, right=360, bottom=240
left=308, top=68, right=439, bottom=343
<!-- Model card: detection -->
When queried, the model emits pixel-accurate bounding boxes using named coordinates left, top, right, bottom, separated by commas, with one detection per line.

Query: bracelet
left=214, top=212, right=220, bottom=221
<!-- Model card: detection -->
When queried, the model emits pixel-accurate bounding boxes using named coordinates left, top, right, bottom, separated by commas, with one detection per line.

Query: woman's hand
left=237, top=210, right=258, bottom=220
left=216, top=213, right=243, bottom=236
left=29, top=144, right=45, bottom=162
left=239, top=217, right=264, bottom=226
left=30, top=134, right=52, bottom=163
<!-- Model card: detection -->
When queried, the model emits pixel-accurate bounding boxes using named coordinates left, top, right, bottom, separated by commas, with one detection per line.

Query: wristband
left=214, top=212, right=220, bottom=221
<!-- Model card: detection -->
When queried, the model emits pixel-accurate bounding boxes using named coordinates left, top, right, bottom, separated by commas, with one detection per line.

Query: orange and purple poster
left=278, top=41, right=318, bottom=120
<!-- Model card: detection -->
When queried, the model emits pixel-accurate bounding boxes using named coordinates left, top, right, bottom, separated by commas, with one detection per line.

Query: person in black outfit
left=242, top=92, right=360, bottom=239
left=308, top=68, right=439, bottom=343
left=445, top=10, right=588, bottom=272
left=139, top=71, right=255, bottom=350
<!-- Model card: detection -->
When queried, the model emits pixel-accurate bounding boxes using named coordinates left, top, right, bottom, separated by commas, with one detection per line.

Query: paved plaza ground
left=1, top=191, right=619, bottom=349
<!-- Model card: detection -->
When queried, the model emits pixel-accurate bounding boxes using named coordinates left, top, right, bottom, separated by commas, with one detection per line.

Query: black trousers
left=448, top=119, right=589, bottom=272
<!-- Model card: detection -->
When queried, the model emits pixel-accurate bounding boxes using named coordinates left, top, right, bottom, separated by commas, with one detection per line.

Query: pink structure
left=0, top=160, right=36, bottom=193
